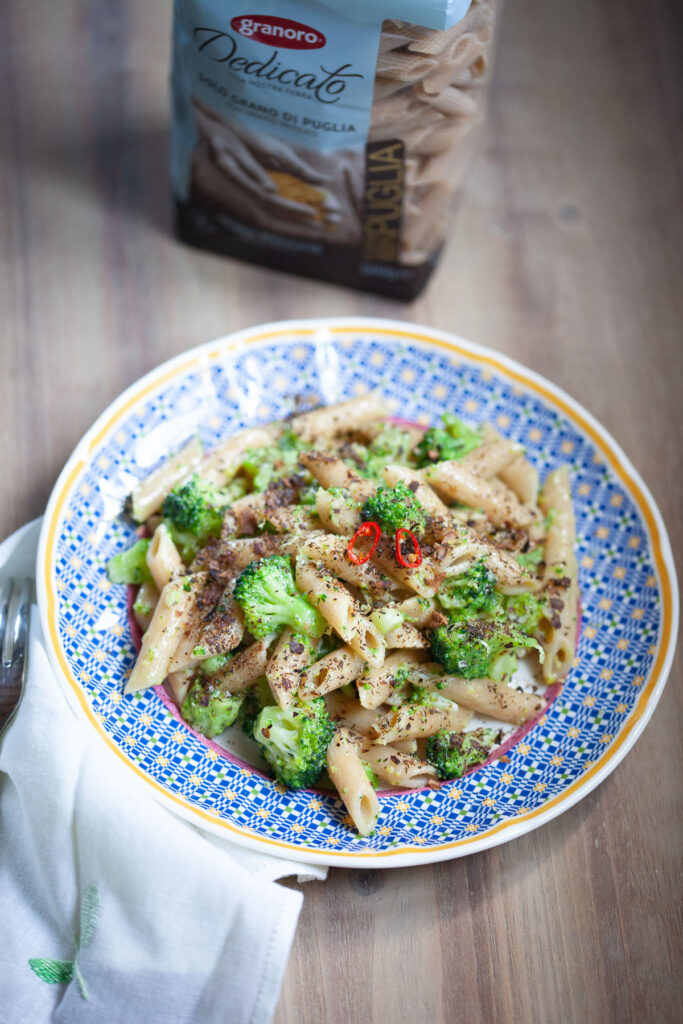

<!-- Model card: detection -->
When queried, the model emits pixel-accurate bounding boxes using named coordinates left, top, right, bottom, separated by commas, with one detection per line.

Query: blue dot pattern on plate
left=52, top=333, right=662, bottom=855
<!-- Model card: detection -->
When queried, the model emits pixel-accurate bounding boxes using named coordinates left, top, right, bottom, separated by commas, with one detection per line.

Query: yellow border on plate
left=42, top=325, right=676, bottom=859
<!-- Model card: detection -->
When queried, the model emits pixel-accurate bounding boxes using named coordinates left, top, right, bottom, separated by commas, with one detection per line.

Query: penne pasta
left=266, top=628, right=319, bottom=709
left=369, top=700, right=469, bottom=744
left=424, top=460, right=538, bottom=529
left=301, top=647, right=366, bottom=700
left=299, top=532, right=393, bottom=596
left=539, top=466, right=578, bottom=682
left=167, top=587, right=244, bottom=673
left=326, top=726, right=380, bottom=837
left=125, top=574, right=207, bottom=694
left=130, top=436, right=204, bottom=523
left=132, top=579, right=160, bottom=632
left=429, top=676, right=544, bottom=725
left=324, top=691, right=385, bottom=735
left=459, top=438, right=522, bottom=479
left=295, top=558, right=357, bottom=643
left=384, top=622, right=430, bottom=649
left=300, top=451, right=374, bottom=497
left=213, top=636, right=276, bottom=694
left=357, top=650, right=427, bottom=709
left=358, top=738, right=438, bottom=788
left=315, top=488, right=362, bottom=536
left=111, top=395, right=579, bottom=836
left=146, top=523, right=185, bottom=589
left=291, top=393, right=389, bottom=443
left=200, top=426, right=277, bottom=482
left=381, top=464, right=451, bottom=518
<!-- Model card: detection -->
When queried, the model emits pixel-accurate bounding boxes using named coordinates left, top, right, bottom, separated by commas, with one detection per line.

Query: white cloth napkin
left=0, top=520, right=326, bottom=1024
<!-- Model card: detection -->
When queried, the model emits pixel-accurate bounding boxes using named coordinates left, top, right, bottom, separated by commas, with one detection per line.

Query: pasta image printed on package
left=171, top=1, right=500, bottom=298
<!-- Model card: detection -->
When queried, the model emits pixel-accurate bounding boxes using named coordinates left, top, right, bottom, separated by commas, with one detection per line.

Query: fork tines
left=0, top=578, right=32, bottom=724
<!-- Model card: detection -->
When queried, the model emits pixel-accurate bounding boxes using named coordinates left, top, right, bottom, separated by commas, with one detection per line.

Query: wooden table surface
left=1, top=1, right=681, bottom=1021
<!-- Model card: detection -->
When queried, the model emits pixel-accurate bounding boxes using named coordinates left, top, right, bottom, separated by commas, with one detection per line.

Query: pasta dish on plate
left=107, top=392, right=579, bottom=837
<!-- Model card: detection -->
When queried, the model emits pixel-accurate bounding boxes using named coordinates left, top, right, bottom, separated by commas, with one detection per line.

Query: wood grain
left=1, top=1, right=681, bottom=1021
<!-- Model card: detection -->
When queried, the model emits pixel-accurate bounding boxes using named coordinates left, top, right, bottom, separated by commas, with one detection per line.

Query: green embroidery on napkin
left=27, top=959, right=75, bottom=984
left=28, top=884, right=100, bottom=1000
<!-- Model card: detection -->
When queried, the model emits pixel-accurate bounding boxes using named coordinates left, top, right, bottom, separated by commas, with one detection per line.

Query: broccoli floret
left=161, top=475, right=245, bottom=559
left=425, top=727, right=500, bottom=780
left=107, top=538, right=151, bottom=585
left=253, top=696, right=334, bottom=789
left=504, top=591, right=546, bottom=634
left=341, top=425, right=414, bottom=481
left=241, top=429, right=309, bottom=492
left=361, top=481, right=427, bottom=536
left=233, top=555, right=327, bottom=639
left=437, top=559, right=502, bottom=621
left=239, top=678, right=274, bottom=740
left=199, top=653, right=231, bottom=677
left=180, top=679, right=243, bottom=738
left=430, top=619, right=543, bottom=679
left=365, top=425, right=415, bottom=478
left=415, top=413, right=482, bottom=467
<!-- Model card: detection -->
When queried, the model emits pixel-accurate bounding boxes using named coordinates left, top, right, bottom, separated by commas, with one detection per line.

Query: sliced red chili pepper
left=347, top=522, right=380, bottom=565
left=395, top=528, right=423, bottom=568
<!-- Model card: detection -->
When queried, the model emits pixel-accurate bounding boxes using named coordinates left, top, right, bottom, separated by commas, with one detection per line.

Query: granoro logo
left=230, top=15, right=326, bottom=49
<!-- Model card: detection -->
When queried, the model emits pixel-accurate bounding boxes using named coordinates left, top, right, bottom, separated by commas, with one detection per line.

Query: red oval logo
left=230, top=15, right=326, bottom=49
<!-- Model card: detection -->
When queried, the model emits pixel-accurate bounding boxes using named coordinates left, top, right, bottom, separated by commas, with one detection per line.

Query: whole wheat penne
left=130, top=436, right=204, bottom=523
left=295, top=558, right=357, bottom=643
left=132, top=579, right=160, bottom=632
left=125, top=573, right=207, bottom=694
left=381, top=464, right=451, bottom=518
left=315, top=488, right=362, bottom=536
left=369, top=701, right=469, bottom=744
left=384, top=622, right=430, bottom=649
left=291, top=393, right=389, bottom=443
left=299, top=532, right=393, bottom=595
left=200, top=426, right=277, bottom=481
left=424, top=460, right=538, bottom=529
left=213, top=636, right=275, bottom=694
left=435, top=677, right=543, bottom=725
left=266, top=628, right=319, bottom=709
left=537, top=466, right=579, bottom=682
left=326, top=726, right=380, bottom=836
left=325, top=691, right=385, bottom=735
left=397, top=595, right=437, bottom=627
left=301, top=648, right=366, bottom=700
left=167, top=588, right=244, bottom=673
left=459, top=439, right=523, bottom=479
left=147, top=523, right=185, bottom=587
left=357, top=738, right=438, bottom=788
left=357, top=650, right=427, bottom=709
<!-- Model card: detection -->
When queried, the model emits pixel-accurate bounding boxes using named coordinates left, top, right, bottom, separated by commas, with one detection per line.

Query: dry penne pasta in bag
left=171, top=1, right=501, bottom=298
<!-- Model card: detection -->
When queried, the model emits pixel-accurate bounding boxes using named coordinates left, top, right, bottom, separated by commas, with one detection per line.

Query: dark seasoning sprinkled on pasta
left=107, top=392, right=580, bottom=836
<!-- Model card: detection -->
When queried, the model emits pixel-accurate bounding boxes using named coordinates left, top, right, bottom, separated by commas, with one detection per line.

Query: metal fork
left=0, top=578, right=32, bottom=732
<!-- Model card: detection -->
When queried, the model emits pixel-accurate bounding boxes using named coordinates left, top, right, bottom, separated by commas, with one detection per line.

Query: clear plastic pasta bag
left=171, top=1, right=501, bottom=298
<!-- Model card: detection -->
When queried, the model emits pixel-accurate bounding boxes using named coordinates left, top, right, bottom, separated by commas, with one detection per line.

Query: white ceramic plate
left=37, top=319, right=678, bottom=867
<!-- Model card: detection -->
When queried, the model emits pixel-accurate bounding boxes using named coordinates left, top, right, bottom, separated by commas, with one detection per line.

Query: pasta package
left=171, top=1, right=501, bottom=298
